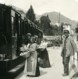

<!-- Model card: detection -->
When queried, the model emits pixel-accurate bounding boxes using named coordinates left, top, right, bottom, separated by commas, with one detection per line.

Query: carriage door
left=11, top=11, right=21, bottom=59
left=17, top=15, right=21, bottom=56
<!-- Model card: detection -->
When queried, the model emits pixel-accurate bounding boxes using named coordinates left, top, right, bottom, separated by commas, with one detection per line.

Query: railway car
left=0, top=4, right=43, bottom=78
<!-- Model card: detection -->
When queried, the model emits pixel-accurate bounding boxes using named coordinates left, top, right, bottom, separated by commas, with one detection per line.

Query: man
left=61, top=30, right=77, bottom=76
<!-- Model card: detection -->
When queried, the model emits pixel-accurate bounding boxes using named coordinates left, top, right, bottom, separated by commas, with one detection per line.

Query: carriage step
left=8, top=62, right=25, bottom=78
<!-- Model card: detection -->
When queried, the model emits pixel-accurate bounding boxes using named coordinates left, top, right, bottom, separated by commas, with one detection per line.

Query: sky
left=0, top=0, right=78, bottom=21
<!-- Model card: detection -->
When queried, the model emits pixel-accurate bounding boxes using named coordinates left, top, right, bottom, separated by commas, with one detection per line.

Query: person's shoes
left=62, top=73, right=68, bottom=76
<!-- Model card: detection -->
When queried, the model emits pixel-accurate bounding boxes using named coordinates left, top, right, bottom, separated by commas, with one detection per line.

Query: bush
left=47, top=42, right=53, bottom=47
left=50, top=39, right=62, bottom=47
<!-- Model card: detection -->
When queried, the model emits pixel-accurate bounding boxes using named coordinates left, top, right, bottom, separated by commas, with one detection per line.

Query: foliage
left=60, top=22, right=64, bottom=33
left=35, top=15, right=62, bottom=35
left=39, top=15, right=54, bottom=35
left=26, top=5, right=36, bottom=22
left=75, top=24, right=78, bottom=33
left=26, top=5, right=63, bottom=36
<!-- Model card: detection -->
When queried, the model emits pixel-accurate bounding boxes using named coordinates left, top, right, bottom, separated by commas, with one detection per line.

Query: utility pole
left=58, top=12, right=60, bottom=24
left=58, top=12, right=62, bottom=43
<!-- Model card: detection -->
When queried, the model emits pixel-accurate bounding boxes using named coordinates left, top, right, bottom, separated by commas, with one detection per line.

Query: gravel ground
left=15, top=47, right=70, bottom=79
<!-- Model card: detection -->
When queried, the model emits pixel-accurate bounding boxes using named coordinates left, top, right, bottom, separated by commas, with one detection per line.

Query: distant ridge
left=36, top=12, right=78, bottom=29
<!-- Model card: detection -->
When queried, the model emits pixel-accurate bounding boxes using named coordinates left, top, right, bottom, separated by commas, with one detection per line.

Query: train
left=0, top=4, right=43, bottom=78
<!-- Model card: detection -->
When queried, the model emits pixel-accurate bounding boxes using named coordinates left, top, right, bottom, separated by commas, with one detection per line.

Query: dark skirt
left=38, top=48, right=51, bottom=68
left=35, top=60, right=40, bottom=77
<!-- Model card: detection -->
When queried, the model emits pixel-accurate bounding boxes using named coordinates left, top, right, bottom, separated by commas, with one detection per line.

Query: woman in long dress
left=37, top=41, right=51, bottom=68
left=24, top=36, right=40, bottom=77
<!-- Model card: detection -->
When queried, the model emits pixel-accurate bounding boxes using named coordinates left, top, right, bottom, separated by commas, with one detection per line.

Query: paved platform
left=15, top=47, right=70, bottom=79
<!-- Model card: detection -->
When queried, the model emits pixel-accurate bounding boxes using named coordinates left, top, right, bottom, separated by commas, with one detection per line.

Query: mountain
left=36, top=12, right=78, bottom=30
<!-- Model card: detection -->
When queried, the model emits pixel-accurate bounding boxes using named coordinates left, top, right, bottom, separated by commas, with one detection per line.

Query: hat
left=27, top=33, right=31, bottom=36
left=63, top=30, right=69, bottom=34
left=34, top=35, right=38, bottom=38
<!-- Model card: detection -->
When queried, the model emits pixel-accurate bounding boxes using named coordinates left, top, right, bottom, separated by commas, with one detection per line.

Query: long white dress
left=24, top=43, right=38, bottom=76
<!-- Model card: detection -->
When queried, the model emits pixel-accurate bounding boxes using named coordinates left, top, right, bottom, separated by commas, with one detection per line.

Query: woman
left=24, top=36, right=40, bottom=77
left=37, top=41, right=51, bottom=68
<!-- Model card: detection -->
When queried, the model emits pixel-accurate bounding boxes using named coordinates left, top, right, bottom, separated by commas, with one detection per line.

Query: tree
left=60, top=22, right=64, bottom=33
left=40, top=15, right=53, bottom=35
left=75, top=24, right=78, bottom=33
left=26, top=5, right=36, bottom=22
left=40, top=15, right=51, bottom=25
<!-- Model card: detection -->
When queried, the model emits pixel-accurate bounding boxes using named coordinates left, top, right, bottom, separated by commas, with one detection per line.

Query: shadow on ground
left=40, top=70, right=47, bottom=76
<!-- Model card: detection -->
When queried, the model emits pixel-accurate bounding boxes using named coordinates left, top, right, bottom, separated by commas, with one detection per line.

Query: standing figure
left=61, top=30, right=77, bottom=76
left=37, top=41, right=51, bottom=68
left=20, top=33, right=32, bottom=56
left=24, top=33, right=31, bottom=46
left=24, top=36, right=40, bottom=77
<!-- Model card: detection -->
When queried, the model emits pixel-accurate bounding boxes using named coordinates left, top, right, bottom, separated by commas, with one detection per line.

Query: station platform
left=15, top=47, right=71, bottom=79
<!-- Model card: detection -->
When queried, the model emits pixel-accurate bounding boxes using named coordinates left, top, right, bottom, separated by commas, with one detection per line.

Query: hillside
left=36, top=12, right=78, bottom=30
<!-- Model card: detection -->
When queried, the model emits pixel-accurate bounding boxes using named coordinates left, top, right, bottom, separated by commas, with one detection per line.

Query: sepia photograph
left=0, top=0, right=78, bottom=79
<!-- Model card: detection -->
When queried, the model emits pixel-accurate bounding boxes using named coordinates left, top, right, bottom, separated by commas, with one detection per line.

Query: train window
left=11, top=16, right=17, bottom=59
left=18, top=18, right=21, bottom=35
left=12, top=17, right=14, bottom=35
left=11, top=10, right=15, bottom=17
left=11, top=16, right=18, bottom=36
left=21, top=20, right=24, bottom=35
left=77, top=35, right=78, bottom=41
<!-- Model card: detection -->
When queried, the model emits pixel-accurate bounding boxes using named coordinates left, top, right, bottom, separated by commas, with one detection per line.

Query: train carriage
left=0, top=4, right=43, bottom=78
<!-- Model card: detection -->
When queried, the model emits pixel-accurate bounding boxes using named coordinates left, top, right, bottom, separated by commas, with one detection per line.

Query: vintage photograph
left=0, top=0, right=78, bottom=79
